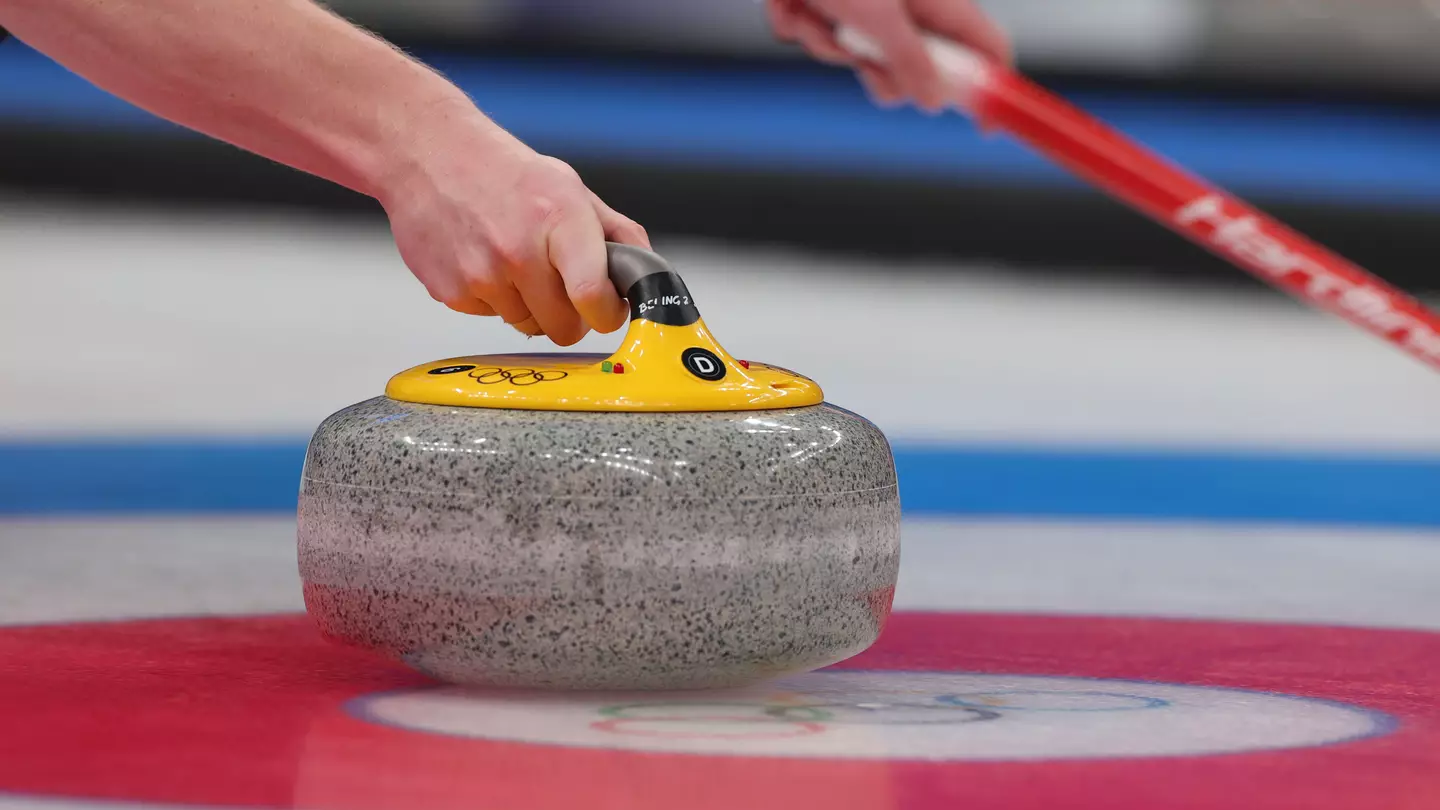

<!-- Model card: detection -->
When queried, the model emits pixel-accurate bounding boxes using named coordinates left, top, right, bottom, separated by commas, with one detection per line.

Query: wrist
left=364, top=81, right=515, bottom=207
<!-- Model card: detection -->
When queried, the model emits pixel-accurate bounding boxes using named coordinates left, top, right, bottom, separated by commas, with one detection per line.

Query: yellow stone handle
left=383, top=244, right=825, bottom=412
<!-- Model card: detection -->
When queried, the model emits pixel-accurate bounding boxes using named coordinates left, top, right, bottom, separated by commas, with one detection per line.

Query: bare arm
left=0, top=0, right=482, bottom=198
left=0, top=0, right=648, bottom=344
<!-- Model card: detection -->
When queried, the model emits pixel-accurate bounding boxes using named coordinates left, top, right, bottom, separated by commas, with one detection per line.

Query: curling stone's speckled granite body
left=297, top=396, right=900, bottom=691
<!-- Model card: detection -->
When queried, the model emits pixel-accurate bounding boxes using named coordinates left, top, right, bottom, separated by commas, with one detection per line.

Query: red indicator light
left=739, top=360, right=750, bottom=369
left=614, top=363, right=625, bottom=374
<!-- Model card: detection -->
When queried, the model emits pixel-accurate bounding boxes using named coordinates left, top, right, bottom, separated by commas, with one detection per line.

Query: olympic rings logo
left=588, top=700, right=1001, bottom=741
left=467, top=366, right=569, bottom=386
left=939, top=690, right=1169, bottom=712
left=590, top=704, right=831, bottom=740
left=586, top=690, right=1170, bottom=741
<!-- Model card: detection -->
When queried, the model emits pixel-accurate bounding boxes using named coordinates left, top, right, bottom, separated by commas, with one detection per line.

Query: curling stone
left=296, top=244, right=900, bottom=690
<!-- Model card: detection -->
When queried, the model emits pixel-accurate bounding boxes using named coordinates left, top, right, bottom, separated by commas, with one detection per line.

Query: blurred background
left=4, top=0, right=1440, bottom=509
left=2, top=0, right=1440, bottom=282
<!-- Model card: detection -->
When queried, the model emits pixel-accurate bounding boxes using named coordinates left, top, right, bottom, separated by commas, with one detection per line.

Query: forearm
left=0, top=0, right=494, bottom=197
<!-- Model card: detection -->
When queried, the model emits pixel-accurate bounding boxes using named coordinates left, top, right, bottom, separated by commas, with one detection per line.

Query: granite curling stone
left=297, top=243, right=901, bottom=691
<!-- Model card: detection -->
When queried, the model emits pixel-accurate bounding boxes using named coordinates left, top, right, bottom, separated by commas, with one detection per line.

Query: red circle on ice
left=0, top=612, right=1436, bottom=809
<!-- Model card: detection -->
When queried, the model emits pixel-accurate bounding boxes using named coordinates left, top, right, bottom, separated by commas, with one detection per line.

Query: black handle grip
left=606, top=242, right=700, bottom=327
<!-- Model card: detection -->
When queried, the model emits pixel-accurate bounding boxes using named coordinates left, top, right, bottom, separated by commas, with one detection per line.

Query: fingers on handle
left=545, top=206, right=627, bottom=338
left=439, top=296, right=498, bottom=317
left=588, top=191, right=651, bottom=249
left=462, top=266, right=533, bottom=328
